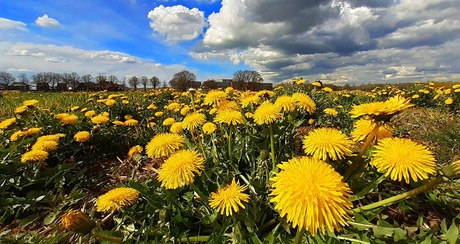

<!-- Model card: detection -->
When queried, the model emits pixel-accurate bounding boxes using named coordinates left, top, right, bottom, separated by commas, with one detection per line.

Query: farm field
left=0, top=81, right=459, bottom=243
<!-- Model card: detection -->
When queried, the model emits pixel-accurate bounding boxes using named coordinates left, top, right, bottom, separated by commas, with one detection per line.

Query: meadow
left=0, top=81, right=459, bottom=243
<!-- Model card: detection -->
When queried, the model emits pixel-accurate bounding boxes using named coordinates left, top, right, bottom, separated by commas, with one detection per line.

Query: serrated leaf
left=393, top=228, right=407, bottom=242
left=445, top=223, right=459, bottom=244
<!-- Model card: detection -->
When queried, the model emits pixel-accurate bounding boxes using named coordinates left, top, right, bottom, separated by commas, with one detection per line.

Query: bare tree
left=81, top=74, right=93, bottom=92
left=0, top=71, right=16, bottom=86
left=128, top=76, right=139, bottom=91
left=149, top=76, right=160, bottom=90
left=108, top=75, right=118, bottom=84
left=17, top=73, right=30, bottom=84
left=69, top=72, right=80, bottom=91
left=233, top=70, right=263, bottom=90
left=169, top=70, right=196, bottom=91
left=95, top=75, right=108, bottom=90
left=162, top=80, right=168, bottom=88
left=47, top=72, right=62, bottom=91
left=141, top=76, right=148, bottom=92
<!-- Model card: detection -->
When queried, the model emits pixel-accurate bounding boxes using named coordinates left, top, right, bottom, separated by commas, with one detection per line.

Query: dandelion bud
left=61, top=210, right=95, bottom=234
left=441, top=160, right=460, bottom=180
left=92, top=125, right=100, bottom=134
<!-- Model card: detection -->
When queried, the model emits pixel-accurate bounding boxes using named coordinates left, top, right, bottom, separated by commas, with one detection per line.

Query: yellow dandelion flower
left=204, top=90, right=227, bottom=106
left=74, top=131, right=91, bottom=142
left=122, top=100, right=129, bottom=104
left=324, top=108, right=338, bottom=116
left=0, top=118, right=17, bottom=129
left=112, top=120, right=125, bottom=126
left=302, top=128, right=353, bottom=161
left=60, top=114, right=79, bottom=125
left=445, top=98, right=453, bottom=105
left=444, top=89, right=452, bottom=94
left=166, top=102, right=181, bottom=111
left=22, top=99, right=39, bottom=107
left=60, top=210, right=95, bottom=234
left=21, top=150, right=49, bottom=163
left=351, top=119, right=394, bottom=141
left=256, top=90, right=275, bottom=98
left=270, top=156, right=353, bottom=235
left=311, top=81, right=322, bottom=87
left=145, top=133, right=185, bottom=158
left=209, top=178, right=249, bottom=216
left=350, top=95, right=414, bottom=120
left=102, top=112, right=110, bottom=117
left=322, top=87, right=333, bottom=93
left=14, top=105, right=28, bottom=114
left=180, top=106, right=191, bottom=116
left=308, top=118, right=315, bottom=125
left=84, top=110, right=96, bottom=117
left=214, top=110, right=244, bottom=126
left=412, top=94, right=419, bottom=99
left=36, top=133, right=65, bottom=142
left=275, top=95, right=296, bottom=113
left=128, top=145, right=143, bottom=159
left=170, top=122, right=184, bottom=134
left=371, top=138, right=436, bottom=183
left=124, top=119, right=139, bottom=126
left=158, top=150, right=205, bottom=189
left=91, top=115, right=110, bottom=124
left=32, top=140, right=58, bottom=152
left=202, top=122, right=217, bottom=134
left=10, top=131, right=25, bottom=142
left=155, top=111, right=164, bottom=117
left=55, top=113, right=69, bottom=120
left=240, top=95, right=260, bottom=108
left=216, top=100, right=239, bottom=112
left=70, top=106, right=80, bottom=111
left=162, top=117, right=176, bottom=126
left=24, top=127, right=41, bottom=137
left=124, top=114, right=133, bottom=120
left=96, top=187, right=140, bottom=212
left=292, top=93, right=316, bottom=114
left=182, top=112, right=206, bottom=131
left=253, top=101, right=283, bottom=125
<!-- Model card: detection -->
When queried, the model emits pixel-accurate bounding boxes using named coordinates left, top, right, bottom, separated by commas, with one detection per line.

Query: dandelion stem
left=293, top=228, right=304, bottom=244
left=344, top=122, right=381, bottom=181
left=179, top=236, right=209, bottom=243
left=269, top=124, right=277, bottom=171
left=354, top=176, right=445, bottom=212
left=228, top=126, right=233, bottom=160
left=190, top=183, right=208, bottom=203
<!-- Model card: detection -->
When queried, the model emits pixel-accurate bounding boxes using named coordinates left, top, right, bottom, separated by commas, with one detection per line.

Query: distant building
left=6, top=82, right=29, bottom=91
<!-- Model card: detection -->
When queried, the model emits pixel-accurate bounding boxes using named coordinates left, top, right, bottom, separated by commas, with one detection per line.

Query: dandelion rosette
left=145, top=133, right=185, bottom=158
left=270, top=156, right=353, bottom=235
left=209, top=178, right=249, bottom=216
left=370, top=137, right=436, bottom=183
left=302, top=128, right=353, bottom=161
left=157, top=150, right=205, bottom=189
left=96, top=187, right=140, bottom=212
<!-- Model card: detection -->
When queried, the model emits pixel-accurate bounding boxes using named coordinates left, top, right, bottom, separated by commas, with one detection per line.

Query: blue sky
left=1, top=0, right=460, bottom=84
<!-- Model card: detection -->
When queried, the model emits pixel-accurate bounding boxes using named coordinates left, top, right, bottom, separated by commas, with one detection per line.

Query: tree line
left=0, top=69, right=266, bottom=92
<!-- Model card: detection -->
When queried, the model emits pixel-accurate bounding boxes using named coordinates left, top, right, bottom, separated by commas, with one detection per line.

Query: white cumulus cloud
left=0, top=17, right=27, bottom=31
left=147, top=5, right=206, bottom=41
left=35, top=14, right=61, bottom=29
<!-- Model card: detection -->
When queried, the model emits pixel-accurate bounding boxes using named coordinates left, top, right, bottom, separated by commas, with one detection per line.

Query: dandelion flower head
left=302, top=128, right=353, bottom=161
left=214, top=109, right=244, bottom=125
left=209, top=178, right=249, bottom=216
left=270, top=156, right=353, bottom=235
left=96, top=187, right=140, bottom=212
left=74, top=131, right=91, bottom=142
left=292, top=93, right=316, bottom=114
left=182, top=112, right=206, bottom=131
left=158, top=150, right=205, bottom=189
left=145, top=133, right=185, bottom=158
left=253, top=101, right=283, bottom=125
left=371, top=137, right=436, bottom=183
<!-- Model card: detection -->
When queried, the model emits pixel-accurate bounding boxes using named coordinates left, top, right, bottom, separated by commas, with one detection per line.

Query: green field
left=0, top=82, right=459, bottom=243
